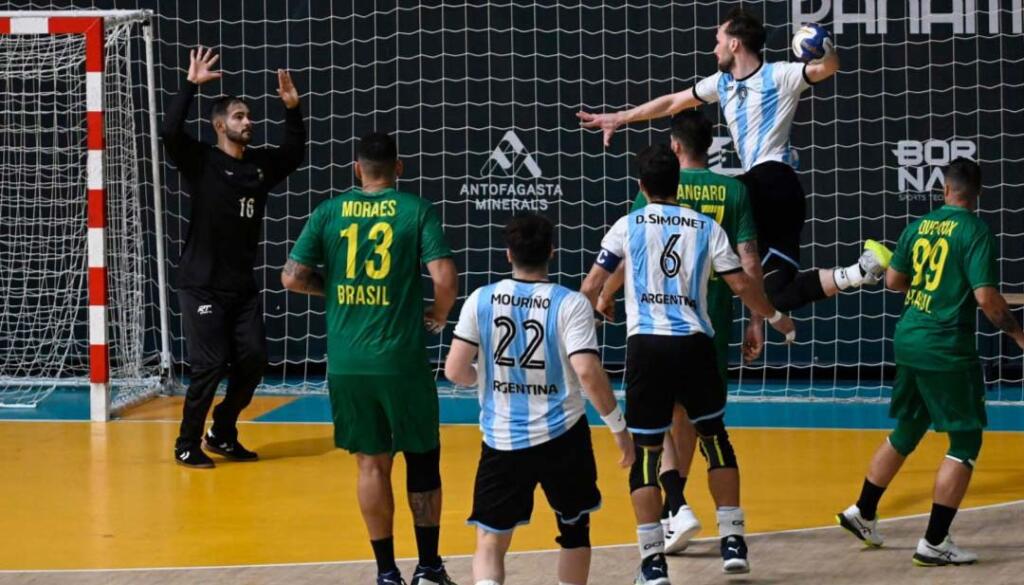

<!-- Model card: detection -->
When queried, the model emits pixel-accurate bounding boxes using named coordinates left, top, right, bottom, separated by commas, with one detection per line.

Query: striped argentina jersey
left=693, top=61, right=814, bottom=171
left=597, top=203, right=741, bottom=338
left=453, top=279, right=600, bottom=451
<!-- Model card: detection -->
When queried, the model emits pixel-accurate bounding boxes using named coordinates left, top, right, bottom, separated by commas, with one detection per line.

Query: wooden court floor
left=0, top=414, right=1021, bottom=583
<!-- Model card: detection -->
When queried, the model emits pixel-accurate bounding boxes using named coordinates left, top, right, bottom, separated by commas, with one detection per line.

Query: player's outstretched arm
left=975, top=287, right=1024, bottom=350
left=569, top=352, right=634, bottom=468
left=280, top=259, right=324, bottom=296
left=424, top=258, right=458, bottom=334
left=444, top=339, right=478, bottom=387
left=722, top=271, right=795, bottom=342
left=577, top=88, right=702, bottom=147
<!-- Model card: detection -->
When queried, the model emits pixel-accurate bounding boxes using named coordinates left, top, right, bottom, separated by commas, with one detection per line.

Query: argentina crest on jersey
left=473, top=279, right=586, bottom=451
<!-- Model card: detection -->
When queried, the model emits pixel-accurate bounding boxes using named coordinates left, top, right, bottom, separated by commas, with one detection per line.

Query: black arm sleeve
left=160, top=82, right=204, bottom=177
left=263, top=105, right=307, bottom=188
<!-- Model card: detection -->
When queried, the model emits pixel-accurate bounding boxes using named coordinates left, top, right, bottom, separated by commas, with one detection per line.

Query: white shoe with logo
left=664, top=506, right=701, bottom=554
left=913, top=536, right=977, bottom=566
left=836, top=504, right=884, bottom=547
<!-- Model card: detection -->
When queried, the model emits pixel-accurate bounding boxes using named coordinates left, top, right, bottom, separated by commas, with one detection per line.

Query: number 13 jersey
left=453, top=279, right=599, bottom=451
left=598, top=203, right=741, bottom=338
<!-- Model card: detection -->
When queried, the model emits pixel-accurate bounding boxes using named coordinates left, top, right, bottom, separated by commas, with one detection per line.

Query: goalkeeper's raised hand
left=187, top=46, right=222, bottom=85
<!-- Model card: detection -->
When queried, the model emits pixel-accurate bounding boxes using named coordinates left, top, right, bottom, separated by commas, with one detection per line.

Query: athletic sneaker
left=721, top=535, right=750, bottom=574
left=859, top=239, right=893, bottom=285
left=913, top=536, right=978, bottom=567
left=836, top=504, right=884, bottom=547
left=377, top=569, right=407, bottom=585
left=410, top=562, right=457, bottom=585
left=203, top=430, right=259, bottom=461
left=174, top=445, right=214, bottom=468
left=634, top=553, right=671, bottom=585
left=664, top=506, right=701, bottom=554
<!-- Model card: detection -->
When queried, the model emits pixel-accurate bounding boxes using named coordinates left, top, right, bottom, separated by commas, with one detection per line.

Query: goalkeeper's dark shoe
left=203, top=430, right=259, bottom=461
left=410, top=561, right=457, bottom=585
left=174, top=445, right=215, bottom=468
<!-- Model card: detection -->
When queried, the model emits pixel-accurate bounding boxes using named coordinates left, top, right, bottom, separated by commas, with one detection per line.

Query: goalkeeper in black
left=162, top=47, right=306, bottom=468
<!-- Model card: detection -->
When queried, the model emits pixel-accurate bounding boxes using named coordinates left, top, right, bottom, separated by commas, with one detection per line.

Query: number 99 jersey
left=597, top=203, right=742, bottom=338
left=453, top=279, right=600, bottom=451
left=890, top=204, right=999, bottom=369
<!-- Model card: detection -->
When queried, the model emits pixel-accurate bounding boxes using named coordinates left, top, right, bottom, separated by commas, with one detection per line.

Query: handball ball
left=792, top=23, right=832, bottom=62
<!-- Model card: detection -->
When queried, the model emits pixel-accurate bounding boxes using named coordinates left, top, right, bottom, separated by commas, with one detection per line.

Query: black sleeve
left=159, top=82, right=205, bottom=178
left=263, top=105, right=307, bottom=189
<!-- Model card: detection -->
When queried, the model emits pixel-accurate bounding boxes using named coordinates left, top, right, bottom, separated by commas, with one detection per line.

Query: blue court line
left=255, top=393, right=1024, bottom=432
left=3, top=386, right=1023, bottom=431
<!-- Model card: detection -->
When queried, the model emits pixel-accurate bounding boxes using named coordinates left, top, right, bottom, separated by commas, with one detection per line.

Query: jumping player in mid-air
left=578, top=8, right=892, bottom=350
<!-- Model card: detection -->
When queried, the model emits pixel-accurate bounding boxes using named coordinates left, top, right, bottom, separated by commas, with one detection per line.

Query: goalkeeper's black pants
left=176, top=288, right=267, bottom=449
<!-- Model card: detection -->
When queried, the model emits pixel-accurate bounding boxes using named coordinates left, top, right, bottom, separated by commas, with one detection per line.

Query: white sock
left=833, top=263, right=865, bottom=290
left=717, top=506, right=745, bottom=539
left=475, top=580, right=502, bottom=585
left=637, top=522, right=665, bottom=559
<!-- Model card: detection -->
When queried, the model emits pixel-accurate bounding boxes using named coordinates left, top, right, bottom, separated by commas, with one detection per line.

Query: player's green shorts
left=707, top=282, right=732, bottom=383
left=889, top=363, right=987, bottom=432
left=327, top=368, right=440, bottom=455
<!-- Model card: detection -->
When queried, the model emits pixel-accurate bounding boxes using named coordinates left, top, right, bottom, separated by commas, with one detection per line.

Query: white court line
left=1, top=499, right=1020, bottom=575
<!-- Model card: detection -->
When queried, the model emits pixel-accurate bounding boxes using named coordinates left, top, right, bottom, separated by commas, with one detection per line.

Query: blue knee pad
left=946, top=430, right=982, bottom=469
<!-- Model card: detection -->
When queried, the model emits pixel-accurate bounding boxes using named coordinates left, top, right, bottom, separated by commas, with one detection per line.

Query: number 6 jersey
left=453, top=279, right=600, bottom=451
left=597, top=202, right=742, bottom=338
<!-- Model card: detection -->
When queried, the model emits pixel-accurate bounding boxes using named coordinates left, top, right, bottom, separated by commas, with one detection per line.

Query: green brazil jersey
left=890, top=205, right=999, bottom=370
left=289, top=188, right=453, bottom=375
left=631, top=168, right=756, bottom=342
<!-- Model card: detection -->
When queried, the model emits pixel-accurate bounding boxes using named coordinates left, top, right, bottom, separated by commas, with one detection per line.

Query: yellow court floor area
left=0, top=420, right=1021, bottom=570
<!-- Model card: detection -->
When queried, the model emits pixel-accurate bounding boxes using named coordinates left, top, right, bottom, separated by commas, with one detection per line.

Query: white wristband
left=768, top=310, right=784, bottom=324
left=601, top=405, right=627, bottom=433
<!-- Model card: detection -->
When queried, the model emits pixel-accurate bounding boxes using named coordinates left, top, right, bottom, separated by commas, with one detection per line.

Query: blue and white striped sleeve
left=452, top=288, right=482, bottom=346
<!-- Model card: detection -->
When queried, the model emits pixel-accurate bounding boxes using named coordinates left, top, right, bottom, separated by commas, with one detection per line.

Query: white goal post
left=0, top=10, right=170, bottom=421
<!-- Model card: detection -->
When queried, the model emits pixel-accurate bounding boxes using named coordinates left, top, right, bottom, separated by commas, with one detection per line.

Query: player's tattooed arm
left=738, top=240, right=763, bottom=283
left=976, top=287, right=1024, bottom=348
left=281, top=259, right=324, bottom=296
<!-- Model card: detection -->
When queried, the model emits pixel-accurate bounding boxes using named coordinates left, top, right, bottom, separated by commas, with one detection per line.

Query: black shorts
left=468, top=418, right=601, bottom=532
left=739, top=160, right=806, bottom=268
left=625, top=333, right=726, bottom=443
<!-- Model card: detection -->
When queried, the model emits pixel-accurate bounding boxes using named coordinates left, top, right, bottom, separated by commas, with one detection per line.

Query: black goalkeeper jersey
left=161, top=82, right=305, bottom=292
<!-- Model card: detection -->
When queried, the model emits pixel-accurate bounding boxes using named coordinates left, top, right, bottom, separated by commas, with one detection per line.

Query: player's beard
left=226, top=127, right=252, bottom=146
left=717, top=52, right=734, bottom=73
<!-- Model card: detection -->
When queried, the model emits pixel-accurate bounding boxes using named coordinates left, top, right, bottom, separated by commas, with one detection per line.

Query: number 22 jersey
left=453, top=279, right=599, bottom=451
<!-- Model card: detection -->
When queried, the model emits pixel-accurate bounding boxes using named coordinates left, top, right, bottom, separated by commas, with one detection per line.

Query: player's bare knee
left=356, top=453, right=392, bottom=476
left=405, top=446, right=442, bottom=493
left=629, top=441, right=663, bottom=493
left=555, top=513, right=591, bottom=549
left=694, top=416, right=737, bottom=470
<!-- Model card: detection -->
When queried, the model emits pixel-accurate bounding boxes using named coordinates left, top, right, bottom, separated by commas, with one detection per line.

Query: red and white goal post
left=0, top=10, right=172, bottom=421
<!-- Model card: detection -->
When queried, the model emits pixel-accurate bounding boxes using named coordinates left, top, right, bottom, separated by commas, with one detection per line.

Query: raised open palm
left=187, top=46, right=222, bottom=85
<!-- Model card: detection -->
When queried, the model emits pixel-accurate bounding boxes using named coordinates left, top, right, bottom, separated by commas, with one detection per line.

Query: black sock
left=660, top=471, right=686, bottom=516
left=924, top=503, right=958, bottom=546
left=414, top=525, right=441, bottom=567
left=370, top=537, right=398, bottom=574
left=856, top=478, right=886, bottom=521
